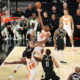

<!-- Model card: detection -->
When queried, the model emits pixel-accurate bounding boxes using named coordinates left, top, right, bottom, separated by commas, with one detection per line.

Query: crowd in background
left=0, top=0, right=80, bottom=46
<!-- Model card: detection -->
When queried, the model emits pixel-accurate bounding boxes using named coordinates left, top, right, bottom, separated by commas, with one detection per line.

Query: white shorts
left=32, top=47, right=44, bottom=56
left=27, top=67, right=38, bottom=80
left=63, top=26, right=72, bottom=36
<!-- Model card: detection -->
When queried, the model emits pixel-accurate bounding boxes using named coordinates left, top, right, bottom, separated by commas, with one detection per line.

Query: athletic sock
left=60, top=50, right=64, bottom=61
left=72, top=45, right=74, bottom=48
left=60, top=50, right=67, bottom=64
left=14, top=64, right=22, bottom=73
left=54, top=49, right=58, bottom=60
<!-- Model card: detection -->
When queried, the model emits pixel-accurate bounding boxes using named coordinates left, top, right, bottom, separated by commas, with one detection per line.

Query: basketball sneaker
left=8, top=75, right=14, bottom=80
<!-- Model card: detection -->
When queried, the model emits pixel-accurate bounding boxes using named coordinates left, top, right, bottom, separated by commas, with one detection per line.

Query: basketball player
left=6, top=32, right=49, bottom=79
left=60, top=9, right=75, bottom=51
left=67, top=67, right=80, bottom=80
left=27, top=8, right=51, bottom=54
left=4, top=51, right=41, bottom=80
left=53, top=23, right=67, bottom=63
left=33, top=8, right=51, bottom=54
left=41, top=49, right=60, bottom=80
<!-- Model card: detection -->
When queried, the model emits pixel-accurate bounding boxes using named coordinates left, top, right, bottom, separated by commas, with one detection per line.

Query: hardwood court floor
left=0, top=47, right=80, bottom=80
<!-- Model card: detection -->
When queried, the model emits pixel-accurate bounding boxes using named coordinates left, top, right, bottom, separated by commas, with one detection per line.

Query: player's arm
left=64, top=36, right=66, bottom=47
left=53, top=30, right=57, bottom=48
left=29, top=41, right=44, bottom=48
left=29, top=41, right=36, bottom=48
left=34, top=56, right=42, bottom=62
left=67, top=73, right=73, bottom=80
left=59, top=17, right=63, bottom=28
left=52, top=56, right=59, bottom=68
left=37, top=9, right=44, bottom=29
left=70, top=16, right=74, bottom=33
left=63, top=30, right=66, bottom=47
left=36, top=38, right=48, bottom=44
left=4, top=58, right=26, bottom=65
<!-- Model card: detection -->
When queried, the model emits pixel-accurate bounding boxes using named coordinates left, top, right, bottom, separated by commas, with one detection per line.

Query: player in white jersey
left=33, top=29, right=51, bottom=55
left=33, top=8, right=51, bottom=55
left=4, top=51, right=41, bottom=80
left=26, top=56, right=38, bottom=80
left=60, top=9, right=75, bottom=51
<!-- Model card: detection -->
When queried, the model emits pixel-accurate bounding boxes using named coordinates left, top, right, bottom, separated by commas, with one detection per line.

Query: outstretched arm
left=70, top=16, right=74, bottom=33
left=52, top=56, right=59, bottom=68
left=37, top=9, right=44, bottom=29
left=36, top=38, right=48, bottom=44
left=34, top=56, right=42, bottom=62
left=59, top=17, right=63, bottom=28
left=67, top=73, right=72, bottom=80
left=53, top=30, right=57, bottom=48
left=29, top=41, right=45, bottom=48
left=36, top=33, right=50, bottom=44
left=4, top=58, right=26, bottom=65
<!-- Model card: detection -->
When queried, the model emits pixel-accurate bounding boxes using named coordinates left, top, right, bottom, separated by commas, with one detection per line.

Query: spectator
left=13, top=8, right=25, bottom=17
left=7, top=22, right=14, bottom=40
left=51, top=6, right=57, bottom=15
left=68, top=0, right=78, bottom=16
left=13, top=21, right=22, bottom=40
left=60, top=0, right=67, bottom=3
left=28, top=13, right=37, bottom=28
left=1, top=23, right=9, bottom=40
left=77, top=0, right=80, bottom=3
left=50, top=6, right=60, bottom=18
left=18, top=17, right=29, bottom=40
left=63, top=2, right=68, bottom=9
left=49, top=14, right=59, bottom=37
left=25, top=4, right=35, bottom=18
left=61, top=2, right=68, bottom=16
left=42, top=12, right=49, bottom=25
left=75, top=3, right=80, bottom=30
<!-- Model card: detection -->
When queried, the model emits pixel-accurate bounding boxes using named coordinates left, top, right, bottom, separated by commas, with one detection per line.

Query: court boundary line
left=1, top=47, right=15, bottom=66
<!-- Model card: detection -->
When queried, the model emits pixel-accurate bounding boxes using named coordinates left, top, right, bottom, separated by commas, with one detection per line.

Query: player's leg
left=29, top=68, right=38, bottom=80
left=41, top=73, right=50, bottom=80
left=8, top=64, right=22, bottom=79
left=8, top=49, right=27, bottom=79
left=4, top=27, right=9, bottom=40
left=59, top=41, right=67, bottom=63
left=64, top=27, right=76, bottom=51
left=13, top=28, right=20, bottom=40
left=65, top=27, right=74, bottom=48
left=60, top=50, right=67, bottom=64
left=54, top=42, right=61, bottom=61
left=60, top=50, right=64, bottom=62
left=54, top=48, right=59, bottom=60
left=1, top=27, right=9, bottom=40
left=69, top=35, right=74, bottom=48
left=67, top=31, right=76, bottom=51
left=51, top=71, right=60, bottom=80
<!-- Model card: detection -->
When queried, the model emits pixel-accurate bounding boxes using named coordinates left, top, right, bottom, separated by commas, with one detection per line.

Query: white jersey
left=33, top=30, right=51, bottom=54
left=26, top=57, right=38, bottom=80
left=38, top=29, right=51, bottom=46
left=63, top=16, right=71, bottom=28
left=62, top=16, right=72, bottom=36
left=26, top=57, right=37, bottom=70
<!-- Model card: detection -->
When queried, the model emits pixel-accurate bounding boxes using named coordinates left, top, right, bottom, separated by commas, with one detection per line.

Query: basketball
left=35, top=2, right=41, bottom=9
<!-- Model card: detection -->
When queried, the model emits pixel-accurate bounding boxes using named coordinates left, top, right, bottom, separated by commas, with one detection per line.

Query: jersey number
left=46, top=61, right=49, bottom=67
left=65, top=22, right=68, bottom=25
left=29, top=63, right=35, bottom=69
left=73, top=78, right=79, bottom=80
